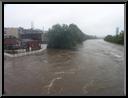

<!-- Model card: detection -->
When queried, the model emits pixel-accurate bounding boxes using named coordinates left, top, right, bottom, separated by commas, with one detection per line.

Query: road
left=4, top=39, right=125, bottom=96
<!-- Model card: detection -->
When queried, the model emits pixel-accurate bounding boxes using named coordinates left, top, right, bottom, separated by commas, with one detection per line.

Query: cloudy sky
left=4, top=4, right=124, bottom=37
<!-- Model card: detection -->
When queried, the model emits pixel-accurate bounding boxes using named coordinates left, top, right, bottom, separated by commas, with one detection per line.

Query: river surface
left=4, top=39, right=125, bottom=96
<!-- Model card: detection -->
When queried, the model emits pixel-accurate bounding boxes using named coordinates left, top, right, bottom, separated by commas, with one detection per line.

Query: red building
left=4, top=36, right=20, bottom=50
left=4, top=38, right=41, bottom=51
left=21, top=39, right=41, bottom=51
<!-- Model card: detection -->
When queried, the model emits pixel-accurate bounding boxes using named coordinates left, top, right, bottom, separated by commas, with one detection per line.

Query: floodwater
left=4, top=39, right=125, bottom=96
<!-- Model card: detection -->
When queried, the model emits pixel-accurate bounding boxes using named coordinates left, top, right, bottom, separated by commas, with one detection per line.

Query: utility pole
left=116, top=27, right=119, bottom=36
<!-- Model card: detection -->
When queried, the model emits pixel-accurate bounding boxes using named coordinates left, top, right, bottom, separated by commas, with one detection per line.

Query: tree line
left=104, top=31, right=124, bottom=45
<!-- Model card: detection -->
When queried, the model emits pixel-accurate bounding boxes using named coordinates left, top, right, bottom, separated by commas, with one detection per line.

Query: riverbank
left=104, top=32, right=124, bottom=45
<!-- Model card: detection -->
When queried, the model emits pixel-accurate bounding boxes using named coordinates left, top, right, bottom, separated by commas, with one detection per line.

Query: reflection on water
left=4, top=39, right=124, bottom=96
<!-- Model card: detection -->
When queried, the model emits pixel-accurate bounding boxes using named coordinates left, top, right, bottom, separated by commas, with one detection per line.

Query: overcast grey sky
left=4, top=4, right=124, bottom=37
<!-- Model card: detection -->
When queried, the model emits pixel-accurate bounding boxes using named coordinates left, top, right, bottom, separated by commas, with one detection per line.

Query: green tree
left=104, top=31, right=124, bottom=45
left=47, top=24, right=87, bottom=49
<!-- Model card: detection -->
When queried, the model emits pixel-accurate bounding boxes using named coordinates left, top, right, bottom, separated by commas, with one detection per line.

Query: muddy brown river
left=4, top=39, right=125, bottom=96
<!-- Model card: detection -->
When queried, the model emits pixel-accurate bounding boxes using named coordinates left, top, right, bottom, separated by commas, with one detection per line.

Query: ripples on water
left=4, top=39, right=124, bottom=96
